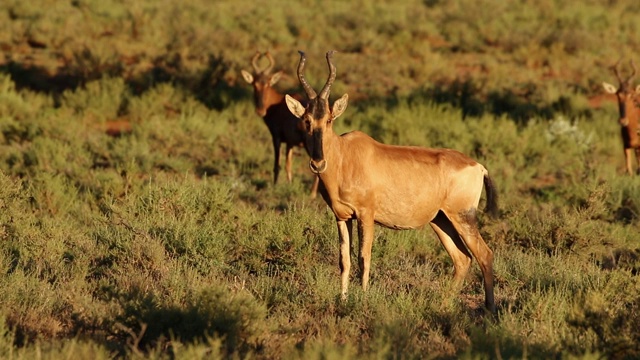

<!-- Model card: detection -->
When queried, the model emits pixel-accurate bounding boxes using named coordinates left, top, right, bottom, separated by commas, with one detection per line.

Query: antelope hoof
left=309, top=159, right=327, bottom=174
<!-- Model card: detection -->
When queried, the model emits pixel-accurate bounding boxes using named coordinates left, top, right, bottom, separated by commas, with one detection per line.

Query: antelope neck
left=260, top=88, right=283, bottom=112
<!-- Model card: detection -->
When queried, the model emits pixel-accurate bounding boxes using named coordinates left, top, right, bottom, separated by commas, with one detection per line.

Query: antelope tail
left=483, top=172, right=499, bottom=218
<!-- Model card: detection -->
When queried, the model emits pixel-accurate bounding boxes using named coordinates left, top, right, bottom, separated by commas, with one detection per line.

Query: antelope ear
left=241, top=70, right=253, bottom=84
left=332, top=94, right=349, bottom=120
left=269, top=71, right=283, bottom=86
left=602, top=82, right=617, bottom=94
left=285, top=94, right=306, bottom=118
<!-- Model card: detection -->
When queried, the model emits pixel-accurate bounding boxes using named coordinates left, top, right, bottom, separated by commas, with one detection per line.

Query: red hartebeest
left=285, top=51, right=498, bottom=313
left=602, top=59, right=640, bottom=175
left=241, top=51, right=319, bottom=197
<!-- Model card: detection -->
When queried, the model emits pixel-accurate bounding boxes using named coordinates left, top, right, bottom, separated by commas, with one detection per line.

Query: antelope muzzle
left=309, top=159, right=327, bottom=174
left=309, top=129, right=326, bottom=173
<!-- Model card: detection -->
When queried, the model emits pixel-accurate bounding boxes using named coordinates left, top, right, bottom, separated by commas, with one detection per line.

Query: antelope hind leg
left=429, top=211, right=473, bottom=290
left=445, top=208, right=496, bottom=314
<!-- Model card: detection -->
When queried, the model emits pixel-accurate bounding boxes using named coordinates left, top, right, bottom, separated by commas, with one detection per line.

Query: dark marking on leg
left=459, top=208, right=478, bottom=228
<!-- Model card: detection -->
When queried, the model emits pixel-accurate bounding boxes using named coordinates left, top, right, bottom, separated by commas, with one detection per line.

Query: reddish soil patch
left=103, top=119, right=133, bottom=137
left=587, top=93, right=617, bottom=109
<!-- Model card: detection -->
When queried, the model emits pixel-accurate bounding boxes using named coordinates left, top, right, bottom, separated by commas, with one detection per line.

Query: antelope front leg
left=624, top=148, right=633, bottom=175
left=310, top=176, right=319, bottom=199
left=635, top=148, right=640, bottom=175
left=272, top=138, right=282, bottom=184
left=285, top=145, right=294, bottom=183
left=337, top=219, right=353, bottom=299
left=357, top=216, right=375, bottom=292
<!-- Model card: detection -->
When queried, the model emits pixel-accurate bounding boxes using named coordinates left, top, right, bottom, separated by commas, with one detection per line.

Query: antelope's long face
left=241, top=51, right=282, bottom=117
left=603, top=59, right=640, bottom=127
left=616, top=86, right=640, bottom=127
left=285, top=51, right=349, bottom=174
left=603, top=82, right=640, bottom=127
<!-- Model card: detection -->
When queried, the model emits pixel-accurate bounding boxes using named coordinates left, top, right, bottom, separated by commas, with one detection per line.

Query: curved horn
left=611, top=58, right=624, bottom=84
left=251, top=51, right=262, bottom=72
left=264, top=51, right=275, bottom=74
left=627, top=59, right=637, bottom=84
left=297, top=51, right=317, bottom=99
left=319, top=50, right=337, bottom=100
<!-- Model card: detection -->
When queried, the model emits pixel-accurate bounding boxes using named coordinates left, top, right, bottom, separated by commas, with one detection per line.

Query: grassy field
left=0, top=0, right=639, bottom=359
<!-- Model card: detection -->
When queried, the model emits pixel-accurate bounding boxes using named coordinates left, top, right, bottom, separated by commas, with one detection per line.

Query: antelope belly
left=373, top=197, right=440, bottom=230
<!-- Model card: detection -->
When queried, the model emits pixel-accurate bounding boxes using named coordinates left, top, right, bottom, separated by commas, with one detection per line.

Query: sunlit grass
left=1, top=72, right=637, bottom=358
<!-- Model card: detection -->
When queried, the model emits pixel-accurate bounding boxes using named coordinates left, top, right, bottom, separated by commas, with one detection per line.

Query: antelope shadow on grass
left=0, top=54, right=241, bottom=111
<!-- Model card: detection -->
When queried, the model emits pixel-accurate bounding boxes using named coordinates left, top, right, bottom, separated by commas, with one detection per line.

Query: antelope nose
left=309, top=159, right=327, bottom=174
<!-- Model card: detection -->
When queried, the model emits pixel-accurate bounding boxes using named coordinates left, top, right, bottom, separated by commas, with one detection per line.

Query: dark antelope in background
left=241, top=51, right=319, bottom=197
left=602, top=59, right=640, bottom=175
left=285, top=51, right=498, bottom=314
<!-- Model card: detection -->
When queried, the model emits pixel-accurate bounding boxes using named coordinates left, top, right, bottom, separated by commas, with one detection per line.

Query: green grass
left=0, top=72, right=638, bottom=358
left=0, top=0, right=639, bottom=359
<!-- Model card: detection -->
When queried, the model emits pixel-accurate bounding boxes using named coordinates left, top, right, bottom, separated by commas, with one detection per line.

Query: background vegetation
left=0, top=0, right=639, bottom=358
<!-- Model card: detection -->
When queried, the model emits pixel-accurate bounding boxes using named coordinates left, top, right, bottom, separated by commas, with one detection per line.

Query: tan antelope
left=602, top=59, right=640, bottom=175
left=241, top=51, right=319, bottom=197
left=285, top=51, right=498, bottom=313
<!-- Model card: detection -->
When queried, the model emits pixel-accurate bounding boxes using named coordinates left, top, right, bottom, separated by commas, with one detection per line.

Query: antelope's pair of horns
left=297, top=50, right=337, bottom=100
left=611, top=58, right=637, bottom=85
left=251, top=51, right=275, bottom=74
